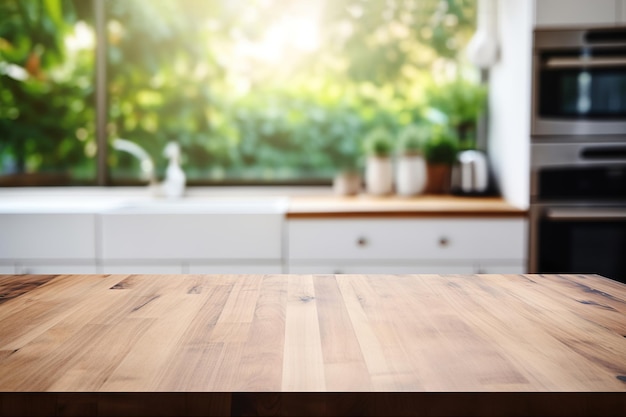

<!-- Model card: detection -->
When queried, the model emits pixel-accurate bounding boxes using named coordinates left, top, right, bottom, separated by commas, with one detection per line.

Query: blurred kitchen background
left=1, top=0, right=625, bottom=281
left=0, top=0, right=487, bottom=187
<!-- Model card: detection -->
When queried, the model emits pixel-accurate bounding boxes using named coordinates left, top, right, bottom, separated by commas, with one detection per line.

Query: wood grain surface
left=287, top=195, right=526, bottom=218
left=0, top=273, right=625, bottom=416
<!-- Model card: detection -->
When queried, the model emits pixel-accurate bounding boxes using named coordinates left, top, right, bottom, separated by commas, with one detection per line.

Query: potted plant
left=363, top=127, right=394, bottom=195
left=396, top=124, right=427, bottom=196
left=332, top=135, right=362, bottom=196
left=426, top=77, right=487, bottom=149
left=423, top=126, right=459, bottom=194
left=333, top=166, right=362, bottom=196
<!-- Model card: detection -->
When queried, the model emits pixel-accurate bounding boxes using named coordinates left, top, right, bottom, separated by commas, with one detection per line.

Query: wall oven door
left=532, top=27, right=626, bottom=136
left=530, top=205, right=626, bottom=283
left=529, top=143, right=626, bottom=283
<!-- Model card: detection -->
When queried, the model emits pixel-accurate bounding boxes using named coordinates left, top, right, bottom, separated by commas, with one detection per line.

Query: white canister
left=396, top=154, right=427, bottom=196
left=365, top=156, right=393, bottom=195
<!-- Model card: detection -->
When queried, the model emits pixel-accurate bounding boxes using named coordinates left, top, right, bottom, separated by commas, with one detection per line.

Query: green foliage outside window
left=0, top=0, right=480, bottom=185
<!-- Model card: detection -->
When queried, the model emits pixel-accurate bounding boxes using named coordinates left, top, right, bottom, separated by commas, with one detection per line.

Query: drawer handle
left=357, top=237, right=368, bottom=247
left=439, top=237, right=449, bottom=247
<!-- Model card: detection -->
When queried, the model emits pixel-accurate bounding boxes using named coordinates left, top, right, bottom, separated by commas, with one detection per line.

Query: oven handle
left=545, top=57, right=626, bottom=68
left=545, top=208, right=626, bottom=220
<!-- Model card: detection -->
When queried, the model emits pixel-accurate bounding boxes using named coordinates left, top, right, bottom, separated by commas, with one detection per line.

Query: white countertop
left=0, top=186, right=523, bottom=215
left=0, top=187, right=308, bottom=214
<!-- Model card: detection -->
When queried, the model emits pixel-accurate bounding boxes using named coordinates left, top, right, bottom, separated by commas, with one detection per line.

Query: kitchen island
left=0, top=273, right=624, bottom=416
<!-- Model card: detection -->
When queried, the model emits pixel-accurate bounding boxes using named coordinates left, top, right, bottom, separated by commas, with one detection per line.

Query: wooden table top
left=286, top=195, right=526, bottom=218
left=1, top=273, right=624, bottom=395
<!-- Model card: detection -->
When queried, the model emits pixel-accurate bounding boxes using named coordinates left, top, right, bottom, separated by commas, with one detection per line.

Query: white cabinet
left=287, top=218, right=527, bottom=274
left=16, top=263, right=98, bottom=274
left=475, top=261, right=526, bottom=274
left=288, top=218, right=526, bottom=260
left=100, top=263, right=183, bottom=274
left=0, top=214, right=96, bottom=260
left=287, top=264, right=476, bottom=274
left=100, top=263, right=284, bottom=275
left=534, top=0, right=623, bottom=27
left=100, top=213, right=282, bottom=261
left=99, top=212, right=284, bottom=274
left=0, top=213, right=97, bottom=275
left=0, top=202, right=527, bottom=276
left=187, top=263, right=283, bottom=274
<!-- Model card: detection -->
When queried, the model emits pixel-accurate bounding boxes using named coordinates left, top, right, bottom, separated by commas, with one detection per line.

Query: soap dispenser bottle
left=162, top=142, right=186, bottom=198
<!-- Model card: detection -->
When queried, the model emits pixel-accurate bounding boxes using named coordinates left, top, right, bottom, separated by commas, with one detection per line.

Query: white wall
left=487, top=0, right=533, bottom=210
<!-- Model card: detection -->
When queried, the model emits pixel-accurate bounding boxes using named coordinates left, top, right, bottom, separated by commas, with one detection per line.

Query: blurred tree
left=0, top=0, right=95, bottom=182
left=319, top=0, right=476, bottom=84
left=1, top=0, right=478, bottom=185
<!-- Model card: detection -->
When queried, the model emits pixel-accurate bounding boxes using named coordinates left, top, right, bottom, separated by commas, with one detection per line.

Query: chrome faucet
left=112, top=138, right=157, bottom=185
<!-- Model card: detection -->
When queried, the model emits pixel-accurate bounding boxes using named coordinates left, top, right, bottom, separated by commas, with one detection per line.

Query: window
left=0, top=0, right=96, bottom=185
left=1, top=0, right=478, bottom=186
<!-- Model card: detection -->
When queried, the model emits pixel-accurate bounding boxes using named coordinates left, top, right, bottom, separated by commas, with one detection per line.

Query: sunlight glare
left=65, top=21, right=94, bottom=51
left=236, top=2, right=322, bottom=64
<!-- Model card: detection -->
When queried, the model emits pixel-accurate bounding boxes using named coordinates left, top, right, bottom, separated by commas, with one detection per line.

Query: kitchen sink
left=108, top=196, right=289, bottom=214
left=0, top=187, right=290, bottom=214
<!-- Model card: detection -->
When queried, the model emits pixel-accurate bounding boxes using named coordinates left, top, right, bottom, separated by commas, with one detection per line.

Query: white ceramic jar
left=365, top=156, right=393, bottom=195
left=396, top=154, right=427, bottom=196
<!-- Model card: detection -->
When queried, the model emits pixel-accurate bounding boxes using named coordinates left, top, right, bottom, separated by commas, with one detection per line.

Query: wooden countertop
left=0, top=273, right=624, bottom=416
left=287, top=195, right=526, bottom=218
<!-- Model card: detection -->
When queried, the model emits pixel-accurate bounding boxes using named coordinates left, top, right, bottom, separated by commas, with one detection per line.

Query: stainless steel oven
left=532, top=27, right=626, bottom=137
left=529, top=142, right=626, bottom=284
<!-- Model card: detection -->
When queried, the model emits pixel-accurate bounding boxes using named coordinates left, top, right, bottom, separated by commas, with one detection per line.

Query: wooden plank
left=235, top=274, right=288, bottom=391
left=0, top=274, right=126, bottom=352
left=313, top=275, right=372, bottom=391
left=98, top=276, right=212, bottom=391
left=281, top=275, right=326, bottom=391
left=0, top=274, right=56, bottom=305
left=335, top=275, right=397, bottom=390
left=426, top=274, right=626, bottom=391
left=155, top=280, right=234, bottom=391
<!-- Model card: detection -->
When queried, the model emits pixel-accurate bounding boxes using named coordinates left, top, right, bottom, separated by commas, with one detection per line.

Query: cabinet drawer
left=0, top=214, right=96, bottom=260
left=476, top=261, right=526, bottom=274
left=287, top=263, right=475, bottom=274
left=288, top=218, right=526, bottom=261
left=100, top=264, right=183, bottom=274
left=101, top=213, right=282, bottom=260
left=16, top=263, right=98, bottom=275
left=187, top=263, right=283, bottom=274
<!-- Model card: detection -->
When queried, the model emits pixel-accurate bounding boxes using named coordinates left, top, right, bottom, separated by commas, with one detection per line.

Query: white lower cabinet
left=0, top=214, right=97, bottom=260
left=476, top=261, right=526, bottom=274
left=287, top=218, right=527, bottom=275
left=100, top=213, right=282, bottom=260
left=0, top=209, right=526, bottom=276
left=99, top=212, right=284, bottom=274
left=187, top=263, right=283, bottom=274
left=287, top=264, right=475, bottom=274
left=16, top=263, right=98, bottom=274
left=100, top=264, right=183, bottom=274
left=99, top=263, right=283, bottom=274
left=0, top=213, right=98, bottom=275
